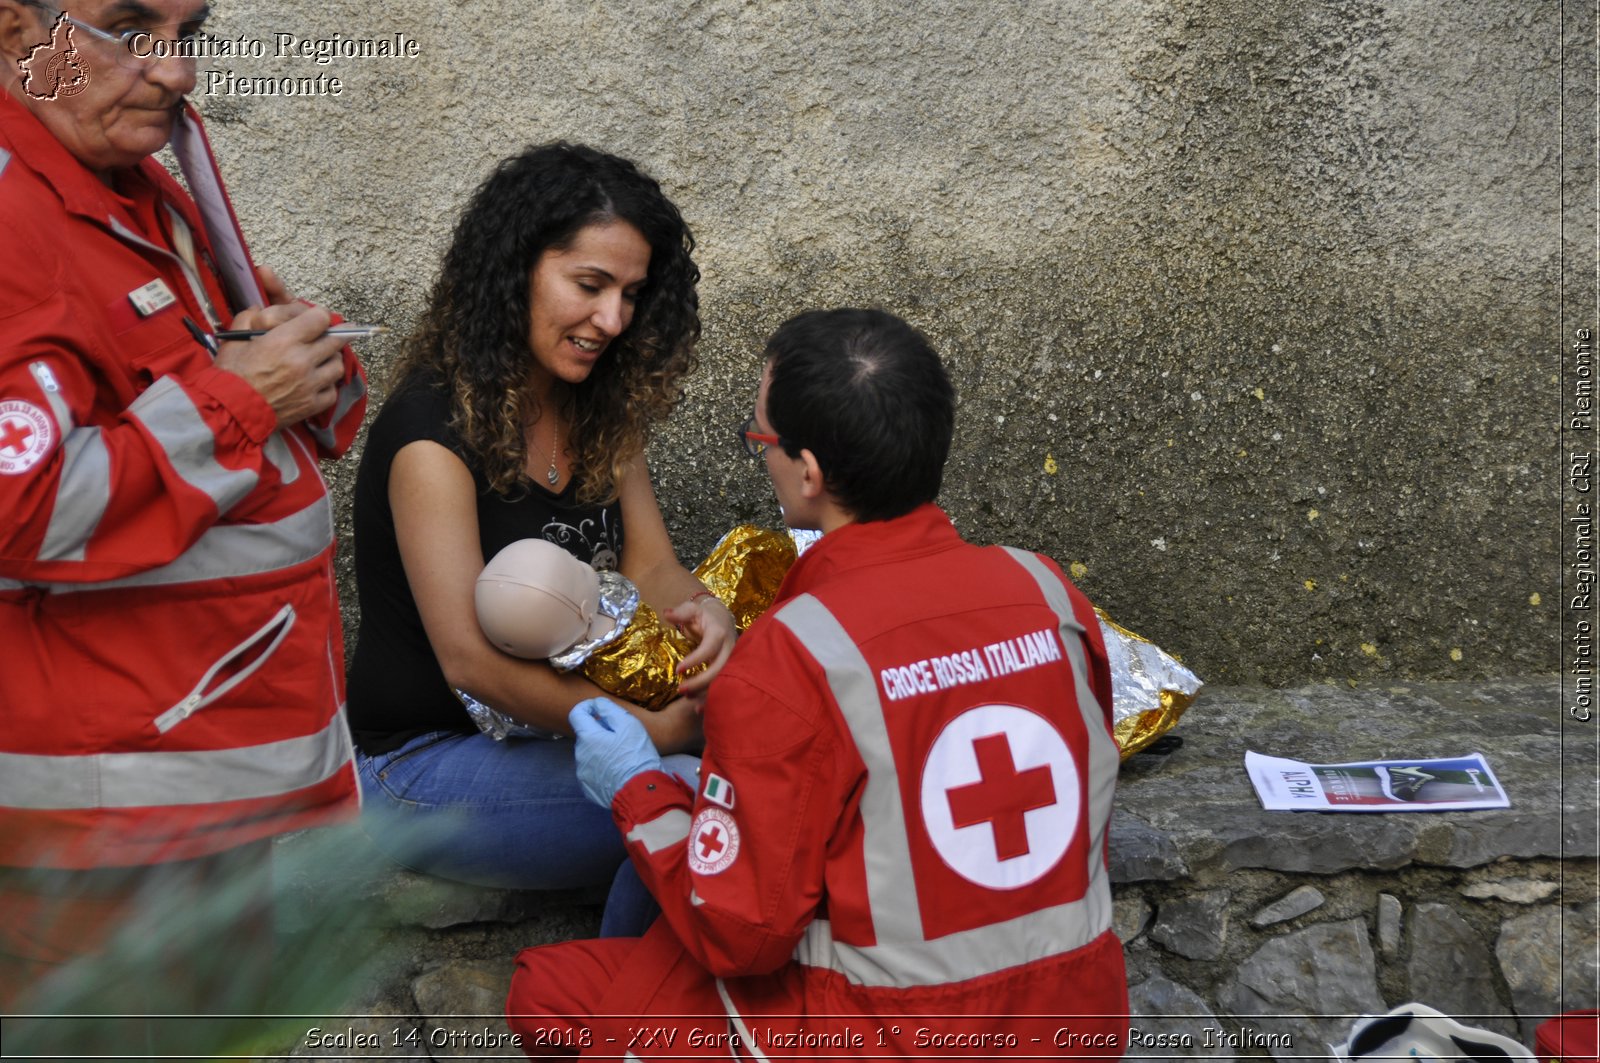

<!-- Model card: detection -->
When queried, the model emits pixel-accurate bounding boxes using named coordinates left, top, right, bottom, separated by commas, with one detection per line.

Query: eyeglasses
left=739, top=416, right=784, bottom=459
left=26, top=3, right=204, bottom=67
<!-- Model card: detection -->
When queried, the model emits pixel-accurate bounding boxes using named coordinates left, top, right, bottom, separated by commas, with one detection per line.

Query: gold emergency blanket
left=468, top=522, right=1199, bottom=757
left=1097, top=610, right=1202, bottom=759
left=578, top=525, right=797, bottom=710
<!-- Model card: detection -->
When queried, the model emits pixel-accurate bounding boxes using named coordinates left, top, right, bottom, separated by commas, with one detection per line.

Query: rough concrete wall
left=189, top=0, right=1561, bottom=684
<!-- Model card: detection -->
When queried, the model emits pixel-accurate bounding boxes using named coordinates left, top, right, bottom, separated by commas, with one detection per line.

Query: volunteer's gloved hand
left=569, top=698, right=663, bottom=807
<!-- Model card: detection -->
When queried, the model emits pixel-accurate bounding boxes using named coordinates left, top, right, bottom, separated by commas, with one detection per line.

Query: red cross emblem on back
left=946, top=732, right=1058, bottom=860
left=921, top=704, right=1079, bottom=889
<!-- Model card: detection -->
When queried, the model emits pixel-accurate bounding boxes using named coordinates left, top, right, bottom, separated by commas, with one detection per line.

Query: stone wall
left=260, top=677, right=1597, bottom=1061
left=1110, top=676, right=1597, bottom=1056
left=176, top=0, right=1568, bottom=685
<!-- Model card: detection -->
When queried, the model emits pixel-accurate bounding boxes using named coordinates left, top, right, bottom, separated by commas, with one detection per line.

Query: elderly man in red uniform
left=0, top=0, right=365, bottom=1012
left=508, top=309, right=1128, bottom=1059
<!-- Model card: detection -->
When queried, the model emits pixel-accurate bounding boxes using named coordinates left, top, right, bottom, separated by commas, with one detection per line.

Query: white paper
left=1246, top=751, right=1510, bottom=812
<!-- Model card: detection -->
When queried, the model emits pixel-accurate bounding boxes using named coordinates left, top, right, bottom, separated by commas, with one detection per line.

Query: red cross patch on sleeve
left=687, top=808, right=740, bottom=876
left=0, top=400, right=54, bottom=475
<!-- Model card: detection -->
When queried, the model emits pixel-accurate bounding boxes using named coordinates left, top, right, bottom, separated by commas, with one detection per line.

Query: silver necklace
left=528, top=413, right=560, bottom=486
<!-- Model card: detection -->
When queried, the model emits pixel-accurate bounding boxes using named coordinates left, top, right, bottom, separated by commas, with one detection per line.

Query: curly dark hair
left=392, top=143, right=701, bottom=502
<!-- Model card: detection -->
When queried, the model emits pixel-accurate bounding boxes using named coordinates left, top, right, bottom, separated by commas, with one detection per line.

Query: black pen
left=182, top=316, right=218, bottom=355
left=213, top=324, right=389, bottom=341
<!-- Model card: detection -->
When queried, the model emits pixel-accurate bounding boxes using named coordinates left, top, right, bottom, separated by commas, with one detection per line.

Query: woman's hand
left=664, top=596, right=738, bottom=696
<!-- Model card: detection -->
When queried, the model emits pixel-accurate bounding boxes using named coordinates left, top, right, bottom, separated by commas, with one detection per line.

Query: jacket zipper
left=154, top=603, right=297, bottom=733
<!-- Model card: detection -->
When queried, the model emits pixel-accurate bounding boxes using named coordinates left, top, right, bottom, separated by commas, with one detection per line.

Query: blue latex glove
left=569, top=698, right=662, bottom=807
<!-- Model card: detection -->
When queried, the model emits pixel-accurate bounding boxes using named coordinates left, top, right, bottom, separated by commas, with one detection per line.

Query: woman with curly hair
left=345, top=144, right=731, bottom=906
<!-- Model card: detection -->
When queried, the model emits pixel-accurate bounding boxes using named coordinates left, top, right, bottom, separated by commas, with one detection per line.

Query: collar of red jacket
left=0, top=88, right=167, bottom=223
left=773, top=502, right=965, bottom=605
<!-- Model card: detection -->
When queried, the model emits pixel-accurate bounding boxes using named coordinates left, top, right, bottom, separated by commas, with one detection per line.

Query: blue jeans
left=356, top=730, right=696, bottom=936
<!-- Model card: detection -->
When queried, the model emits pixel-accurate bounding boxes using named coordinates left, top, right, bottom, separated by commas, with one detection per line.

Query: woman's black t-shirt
left=345, top=381, right=623, bottom=755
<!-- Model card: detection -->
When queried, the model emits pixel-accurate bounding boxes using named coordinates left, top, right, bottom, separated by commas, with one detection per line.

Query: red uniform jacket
left=587, top=505, right=1128, bottom=1057
left=0, top=93, right=365, bottom=868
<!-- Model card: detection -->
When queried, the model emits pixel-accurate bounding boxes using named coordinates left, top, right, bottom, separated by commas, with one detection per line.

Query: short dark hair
left=763, top=308, right=954, bottom=522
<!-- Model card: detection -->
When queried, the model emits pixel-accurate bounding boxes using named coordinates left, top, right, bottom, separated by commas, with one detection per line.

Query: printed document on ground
left=1246, top=752, right=1509, bottom=811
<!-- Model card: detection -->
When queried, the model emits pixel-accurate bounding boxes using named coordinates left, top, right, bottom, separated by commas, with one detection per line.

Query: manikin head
left=475, top=539, right=616, bottom=659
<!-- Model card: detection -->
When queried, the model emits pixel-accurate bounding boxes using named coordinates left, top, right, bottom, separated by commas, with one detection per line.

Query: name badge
left=128, top=279, right=177, bottom=317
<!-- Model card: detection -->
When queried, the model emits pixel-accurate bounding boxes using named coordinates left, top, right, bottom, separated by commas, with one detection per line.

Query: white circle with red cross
left=919, top=704, right=1079, bottom=891
left=0, top=401, right=53, bottom=476
left=687, top=807, right=740, bottom=876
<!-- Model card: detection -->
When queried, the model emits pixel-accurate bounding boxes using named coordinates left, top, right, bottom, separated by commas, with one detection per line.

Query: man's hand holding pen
left=206, top=266, right=383, bottom=429
left=214, top=301, right=350, bottom=429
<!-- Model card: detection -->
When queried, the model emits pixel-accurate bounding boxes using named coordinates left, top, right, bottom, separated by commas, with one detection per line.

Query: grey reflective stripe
left=772, top=574, right=1116, bottom=989
left=1000, top=547, right=1122, bottom=856
left=0, top=711, right=353, bottom=810
left=0, top=147, right=10, bottom=178
left=790, top=877, right=1111, bottom=987
left=38, top=427, right=110, bottom=562
left=32, top=495, right=332, bottom=594
left=774, top=595, right=925, bottom=944
left=626, top=809, right=692, bottom=854
left=714, top=980, right=769, bottom=1062
left=263, top=432, right=299, bottom=485
left=29, top=362, right=107, bottom=563
left=303, top=372, right=367, bottom=452
left=128, top=377, right=259, bottom=513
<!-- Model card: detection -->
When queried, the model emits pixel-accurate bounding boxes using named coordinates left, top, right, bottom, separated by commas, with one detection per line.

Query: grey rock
left=1110, top=810, right=1189, bottom=882
left=1445, top=812, right=1576, bottom=867
left=1126, top=975, right=1231, bottom=1059
left=1216, top=814, right=1424, bottom=875
left=1497, top=904, right=1600, bottom=1045
left=1114, top=895, right=1154, bottom=943
left=1150, top=889, right=1231, bottom=961
left=1460, top=878, right=1560, bottom=905
left=1405, top=903, right=1510, bottom=1033
left=1251, top=885, right=1326, bottom=928
left=1217, top=918, right=1385, bottom=1058
left=1115, top=677, right=1580, bottom=878
left=412, top=961, right=520, bottom=1059
left=1377, top=894, right=1404, bottom=955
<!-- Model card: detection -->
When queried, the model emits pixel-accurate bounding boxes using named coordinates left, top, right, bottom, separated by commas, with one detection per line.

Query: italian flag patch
left=702, top=773, right=735, bottom=810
